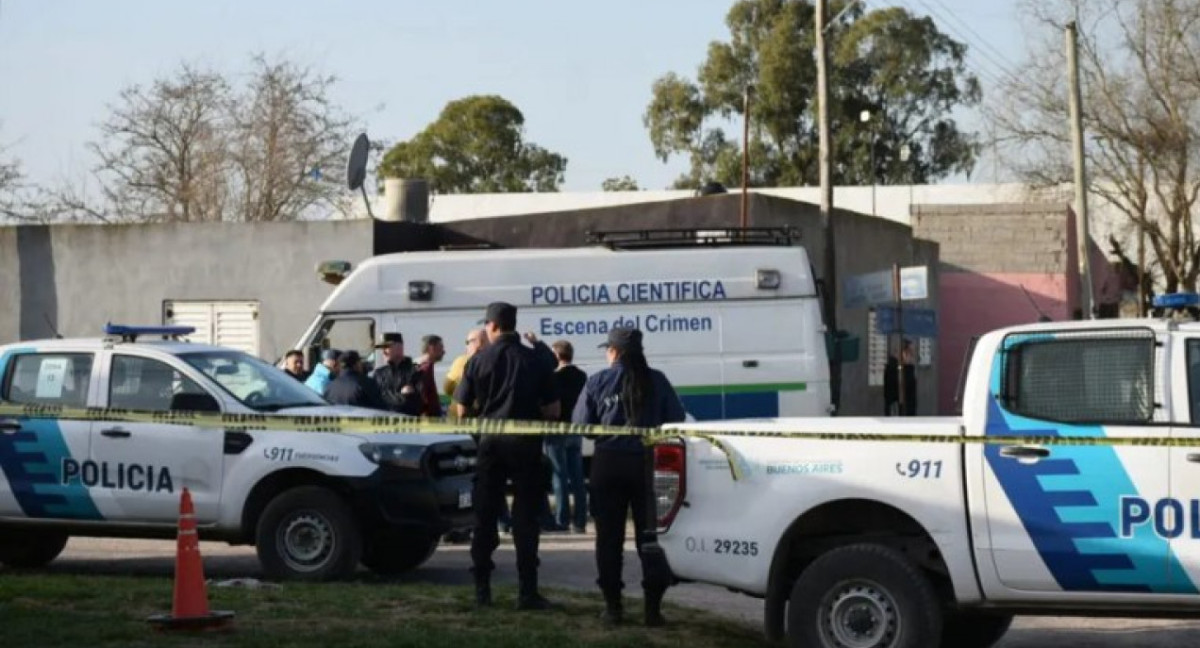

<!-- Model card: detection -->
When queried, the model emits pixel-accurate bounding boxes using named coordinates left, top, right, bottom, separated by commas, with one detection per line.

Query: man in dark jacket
left=453, top=302, right=560, bottom=612
left=323, top=351, right=387, bottom=410
left=371, top=332, right=421, bottom=415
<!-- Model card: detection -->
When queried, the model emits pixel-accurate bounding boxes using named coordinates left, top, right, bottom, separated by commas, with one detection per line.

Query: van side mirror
left=825, top=330, right=860, bottom=363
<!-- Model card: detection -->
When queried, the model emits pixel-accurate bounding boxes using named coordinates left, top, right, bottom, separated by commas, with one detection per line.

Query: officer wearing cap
left=453, top=301, right=559, bottom=610
left=371, top=332, right=421, bottom=416
left=573, top=326, right=685, bottom=627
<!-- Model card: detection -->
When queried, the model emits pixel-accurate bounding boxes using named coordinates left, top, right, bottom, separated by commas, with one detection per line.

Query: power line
left=928, top=0, right=1022, bottom=71
left=908, top=0, right=1027, bottom=89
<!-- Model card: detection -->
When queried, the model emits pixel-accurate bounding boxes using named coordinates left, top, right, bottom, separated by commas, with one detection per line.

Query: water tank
left=382, top=178, right=430, bottom=223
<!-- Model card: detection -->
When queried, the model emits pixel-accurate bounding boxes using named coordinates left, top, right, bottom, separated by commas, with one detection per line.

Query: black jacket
left=371, top=358, right=421, bottom=415
left=324, top=371, right=387, bottom=411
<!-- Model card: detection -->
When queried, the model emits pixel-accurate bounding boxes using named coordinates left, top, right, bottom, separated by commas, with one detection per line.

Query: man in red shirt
left=415, top=335, right=446, bottom=416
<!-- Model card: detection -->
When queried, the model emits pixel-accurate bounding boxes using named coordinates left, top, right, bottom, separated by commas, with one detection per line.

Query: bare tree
left=230, top=55, right=354, bottom=222
left=84, top=64, right=232, bottom=222
left=57, top=55, right=357, bottom=224
left=990, top=0, right=1200, bottom=292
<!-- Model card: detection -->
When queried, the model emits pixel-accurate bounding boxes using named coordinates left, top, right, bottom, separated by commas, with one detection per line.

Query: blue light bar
left=1151, top=293, right=1200, bottom=309
left=103, top=323, right=196, bottom=337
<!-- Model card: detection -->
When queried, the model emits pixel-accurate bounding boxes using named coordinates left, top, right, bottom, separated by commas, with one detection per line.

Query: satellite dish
left=346, top=133, right=375, bottom=219
left=347, top=133, right=370, bottom=191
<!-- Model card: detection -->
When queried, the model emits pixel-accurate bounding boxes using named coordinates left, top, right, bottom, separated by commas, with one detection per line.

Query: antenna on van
left=43, top=312, right=63, bottom=339
left=1019, top=284, right=1052, bottom=322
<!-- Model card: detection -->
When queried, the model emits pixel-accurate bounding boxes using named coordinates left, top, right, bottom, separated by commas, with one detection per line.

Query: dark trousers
left=590, top=448, right=651, bottom=596
left=471, top=436, right=544, bottom=593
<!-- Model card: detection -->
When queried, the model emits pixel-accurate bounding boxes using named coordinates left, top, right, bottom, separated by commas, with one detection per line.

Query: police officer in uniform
left=573, top=326, right=685, bottom=627
left=371, top=332, right=421, bottom=415
left=453, top=302, right=559, bottom=610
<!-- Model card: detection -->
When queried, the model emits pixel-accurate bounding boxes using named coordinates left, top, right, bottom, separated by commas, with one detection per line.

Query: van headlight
left=359, top=443, right=426, bottom=469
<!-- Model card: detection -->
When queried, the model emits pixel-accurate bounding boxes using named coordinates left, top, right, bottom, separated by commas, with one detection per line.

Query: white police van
left=0, top=325, right=476, bottom=580
left=293, top=230, right=833, bottom=420
left=651, top=294, right=1200, bottom=648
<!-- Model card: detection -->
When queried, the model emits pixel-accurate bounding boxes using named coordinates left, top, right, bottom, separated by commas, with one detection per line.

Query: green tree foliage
left=602, top=175, right=641, bottom=191
left=378, top=95, right=567, bottom=193
left=644, top=0, right=981, bottom=189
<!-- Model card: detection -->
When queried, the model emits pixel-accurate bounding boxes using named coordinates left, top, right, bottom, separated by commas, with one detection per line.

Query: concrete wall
left=913, top=203, right=1122, bottom=413
left=3, top=193, right=935, bottom=417
left=0, top=221, right=372, bottom=361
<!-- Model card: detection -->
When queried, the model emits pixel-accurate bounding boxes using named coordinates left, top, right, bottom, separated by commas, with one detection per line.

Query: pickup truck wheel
left=0, top=530, right=68, bottom=568
left=255, top=486, right=362, bottom=581
left=939, top=612, right=1012, bottom=648
left=361, top=530, right=440, bottom=576
left=788, top=543, right=942, bottom=648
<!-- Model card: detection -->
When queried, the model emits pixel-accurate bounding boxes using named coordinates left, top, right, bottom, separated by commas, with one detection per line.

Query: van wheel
left=940, top=612, right=1013, bottom=648
left=361, top=530, right=440, bottom=576
left=0, top=530, right=69, bottom=568
left=788, top=543, right=942, bottom=648
left=255, top=486, right=361, bottom=581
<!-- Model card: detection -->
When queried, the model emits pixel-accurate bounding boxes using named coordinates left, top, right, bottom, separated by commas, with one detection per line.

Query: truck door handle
left=999, top=445, right=1050, bottom=459
left=100, top=428, right=132, bottom=438
left=0, top=419, right=21, bottom=433
left=1187, top=453, right=1200, bottom=463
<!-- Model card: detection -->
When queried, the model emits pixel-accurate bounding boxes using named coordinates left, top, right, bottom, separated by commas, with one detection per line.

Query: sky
left=0, top=0, right=1029, bottom=193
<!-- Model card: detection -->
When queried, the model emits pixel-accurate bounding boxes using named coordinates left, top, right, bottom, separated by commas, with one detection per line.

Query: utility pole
left=817, top=0, right=841, bottom=413
left=1067, top=21, right=1094, bottom=319
left=741, top=84, right=753, bottom=229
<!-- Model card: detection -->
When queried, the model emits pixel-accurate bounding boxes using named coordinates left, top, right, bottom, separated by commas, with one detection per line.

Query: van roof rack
left=586, top=227, right=800, bottom=250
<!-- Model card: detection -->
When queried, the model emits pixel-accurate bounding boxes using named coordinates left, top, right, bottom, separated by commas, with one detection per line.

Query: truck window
left=311, top=318, right=375, bottom=360
left=1000, top=331, right=1155, bottom=425
left=1187, top=340, right=1200, bottom=425
left=3, top=353, right=94, bottom=408
left=110, top=355, right=209, bottom=412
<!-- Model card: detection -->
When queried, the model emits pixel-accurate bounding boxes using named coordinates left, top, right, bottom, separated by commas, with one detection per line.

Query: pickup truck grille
left=426, top=441, right=477, bottom=479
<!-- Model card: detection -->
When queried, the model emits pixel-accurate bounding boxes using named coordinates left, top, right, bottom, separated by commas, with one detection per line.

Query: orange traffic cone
left=147, top=487, right=234, bottom=631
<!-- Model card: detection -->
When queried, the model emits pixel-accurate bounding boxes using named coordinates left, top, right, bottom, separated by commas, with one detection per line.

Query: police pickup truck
left=652, top=304, right=1200, bottom=648
left=0, top=325, right=475, bottom=581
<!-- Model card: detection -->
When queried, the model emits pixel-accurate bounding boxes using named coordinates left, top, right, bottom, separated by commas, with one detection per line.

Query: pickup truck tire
left=361, top=530, right=440, bottom=576
left=939, top=612, right=1013, bottom=648
left=0, top=530, right=69, bottom=568
left=255, top=486, right=362, bottom=581
left=788, top=543, right=942, bottom=648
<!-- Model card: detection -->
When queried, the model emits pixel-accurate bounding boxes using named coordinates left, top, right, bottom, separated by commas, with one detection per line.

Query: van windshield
left=180, top=350, right=327, bottom=412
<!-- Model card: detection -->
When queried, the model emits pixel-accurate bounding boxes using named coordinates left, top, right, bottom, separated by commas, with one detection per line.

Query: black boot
left=599, top=590, right=623, bottom=626
left=643, top=587, right=666, bottom=627
left=473, top=570, right=492, bottom=608
left=516, top=576, right=554, bottom=611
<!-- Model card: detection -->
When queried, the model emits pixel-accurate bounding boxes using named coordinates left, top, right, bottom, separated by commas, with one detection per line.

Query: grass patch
left=0, top=573, right=771, bottom=648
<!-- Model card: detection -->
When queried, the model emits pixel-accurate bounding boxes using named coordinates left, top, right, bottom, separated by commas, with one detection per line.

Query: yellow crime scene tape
left=2, top=402, right=1194, bottom=481
left=0, top=401, right=1193, bottom=448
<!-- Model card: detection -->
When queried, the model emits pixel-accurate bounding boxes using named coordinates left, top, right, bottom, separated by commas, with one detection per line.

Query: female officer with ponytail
left=572, top=326, right=685, bottom=627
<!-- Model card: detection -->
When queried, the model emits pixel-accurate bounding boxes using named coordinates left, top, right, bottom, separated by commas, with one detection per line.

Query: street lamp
left=860, top=110, right=876, bottom=217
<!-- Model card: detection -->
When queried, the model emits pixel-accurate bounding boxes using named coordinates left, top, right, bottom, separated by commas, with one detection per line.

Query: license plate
left=458, top=489, right=472, bottom=509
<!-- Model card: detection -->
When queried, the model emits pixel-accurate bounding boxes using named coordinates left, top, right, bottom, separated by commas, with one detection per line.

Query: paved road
left=37, top=535, right=1200, bottom=647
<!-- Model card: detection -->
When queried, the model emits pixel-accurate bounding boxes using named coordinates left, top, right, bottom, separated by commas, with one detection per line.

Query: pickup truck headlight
left=359, top=443, right=426, bottom=470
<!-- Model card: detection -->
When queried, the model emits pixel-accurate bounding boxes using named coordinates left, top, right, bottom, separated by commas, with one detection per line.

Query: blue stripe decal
left=984, top=337, right=1194, bottom=594
left=680, top=392, right=780, bottom=420
left=0, top=348, right=101, bottom=520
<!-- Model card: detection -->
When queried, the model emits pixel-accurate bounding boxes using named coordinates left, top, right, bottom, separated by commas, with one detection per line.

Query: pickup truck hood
left=663, top=415, right=964, bottom=438
left=274, top=404, right=473, bottom=447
